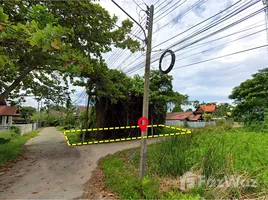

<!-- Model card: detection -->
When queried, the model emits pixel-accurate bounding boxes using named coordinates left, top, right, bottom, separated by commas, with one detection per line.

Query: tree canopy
left=19, top=106, right=36, bottom=123
left=0, top=1, right=140, bottom=105
left=229, top=68, right=268, bottom=123
left=81, top=70, right=187, bottom=140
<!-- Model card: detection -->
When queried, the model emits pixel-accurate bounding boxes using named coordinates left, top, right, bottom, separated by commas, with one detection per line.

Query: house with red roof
left=166, top=104, right=216, bottom=122
left=195, top=105, right=216, bottom=114
left=166, top=111, right=202, bottom=122
left=0, top=100, right=20, bottom=126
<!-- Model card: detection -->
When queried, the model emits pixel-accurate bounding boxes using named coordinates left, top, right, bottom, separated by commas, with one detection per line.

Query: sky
left=23, top=0, right=268, bottom=110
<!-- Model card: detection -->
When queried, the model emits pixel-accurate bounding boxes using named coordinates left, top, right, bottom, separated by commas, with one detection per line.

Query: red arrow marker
left=138, top=117, right=149, bottom=132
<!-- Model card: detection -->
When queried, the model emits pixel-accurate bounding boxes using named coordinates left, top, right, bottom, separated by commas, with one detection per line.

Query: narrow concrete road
left=0, top=127, right=159, bottom=199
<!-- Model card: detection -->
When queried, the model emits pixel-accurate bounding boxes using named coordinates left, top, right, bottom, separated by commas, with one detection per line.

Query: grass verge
left=0, top=129, right=40, bottom=167
left=100, top=127, right=268, bottom=199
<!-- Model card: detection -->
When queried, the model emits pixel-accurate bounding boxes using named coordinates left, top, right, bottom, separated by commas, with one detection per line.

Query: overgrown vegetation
left=100, top=126, right=268, bottom=199
left=0, top=129, right=39, bottom=167
left=229, top=68, right=268, bottom=129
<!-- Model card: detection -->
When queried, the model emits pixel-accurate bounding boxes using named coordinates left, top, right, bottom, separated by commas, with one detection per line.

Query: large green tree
left=229, top=68, right=268, bottom=123
left=82, top=70, right=183, bottom=140
left=171, top=93, right=189, bottom=112
left=0, top=1, right=140, bottom=105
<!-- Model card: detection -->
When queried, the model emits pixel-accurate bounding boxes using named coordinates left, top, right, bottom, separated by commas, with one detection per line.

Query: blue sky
left=24, top=0, right=268, bottom=109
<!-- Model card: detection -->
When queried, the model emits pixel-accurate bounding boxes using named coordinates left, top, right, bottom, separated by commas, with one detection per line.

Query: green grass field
left=0, top=129, right=40, bottom=167
left=100, top=127, right=268, bottom=199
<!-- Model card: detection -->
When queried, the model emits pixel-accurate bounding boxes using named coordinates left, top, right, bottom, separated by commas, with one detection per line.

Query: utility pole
left=40, top=100, right=43, bottom=128
left=140, top=5, right=154, bottom=178
left=37, top=100, right=40, bottom=128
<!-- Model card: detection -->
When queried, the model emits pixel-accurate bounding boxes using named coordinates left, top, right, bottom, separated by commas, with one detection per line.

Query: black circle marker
left=159, top=50, right=175, bottom=74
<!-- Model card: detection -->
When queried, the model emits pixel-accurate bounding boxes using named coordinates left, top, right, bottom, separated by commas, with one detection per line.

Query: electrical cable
left=172, top=44, right=268, bottom=70
left=123, top=0, right=246, bottom=73
left=156, top=28, right=267, bottom=69
left=154, top=0, right=187, bottom=24
left=124, top=0, right=262, bottom=74
left=107, top=15, right=147, bottom=67
left=154, top=0, right=172, bottom=12
left=109, top=20, right=146, bottom=68
left=132, top=0, right=146, bottom=11
left=153, top=0, right=210, bottom=34
left=154, top=0, right=183, bottom=21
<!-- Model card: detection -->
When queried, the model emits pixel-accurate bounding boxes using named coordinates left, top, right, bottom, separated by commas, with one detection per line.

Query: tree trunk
left=0, top=67, right=32, bottom=104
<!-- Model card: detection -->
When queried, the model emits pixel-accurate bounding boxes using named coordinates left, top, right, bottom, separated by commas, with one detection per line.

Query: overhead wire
left=153, top=0, right=186, bottom=22
left=109, top=16, right=147, bottom=68
left=122, top=0, right=245, bottom=73
left=172, top=44, right=268, bottom=70
left=153, top=0, right=209, bottom=34
left=107, top=13, right=147, bottom=67
left=124, top=0, right=262, bottom=74
left=114, top=0, right=183, bottom=71
left=154, top=28, right=267, bottom=68
left=154, top=0, right=172, bottom=12
left=132, top=0, right=146, bottom=11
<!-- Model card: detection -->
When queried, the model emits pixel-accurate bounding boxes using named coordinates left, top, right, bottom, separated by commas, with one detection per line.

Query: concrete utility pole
left=140, top=5, right=154, bottom=178
left=40, top=100, right=43, bottom=128
left=37, top=100, right=40, bottom=128
left=262, top=0, right=268, bottom=54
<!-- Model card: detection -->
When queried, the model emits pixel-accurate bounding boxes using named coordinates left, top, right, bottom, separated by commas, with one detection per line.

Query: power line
left=156, top=28, right=267, bottom=67
left=153, top=0, right=210, bottom=34
left=153, top=0, right=247, bottom=49
left=125, top=1, right=262, bottom=74
left=154, top=0, right=171, bottom=12
left=123, top=0, right=246, bottom=73
left=107, top=16, right=147, bottom=67
left=107, top=10, right=148, bottom=68
left=118, top=0, right=212, bottom=72
left=132, top=0, right=146, bottom=11
left=172, top=44, right=268, bottom=70
left=153, top=0, right=186, bottom=23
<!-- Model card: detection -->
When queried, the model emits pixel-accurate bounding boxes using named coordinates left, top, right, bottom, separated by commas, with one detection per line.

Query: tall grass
left=0, top=130, right=39, bottom=167
left=145, top=127, right=268, bottom=198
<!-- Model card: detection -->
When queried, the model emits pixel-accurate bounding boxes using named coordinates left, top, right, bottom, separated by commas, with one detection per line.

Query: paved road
left=0, top=127, right=159, bottom=199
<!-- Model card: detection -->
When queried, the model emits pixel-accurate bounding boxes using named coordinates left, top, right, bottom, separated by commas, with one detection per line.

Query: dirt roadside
left=0, top=127, right=159, bottom=199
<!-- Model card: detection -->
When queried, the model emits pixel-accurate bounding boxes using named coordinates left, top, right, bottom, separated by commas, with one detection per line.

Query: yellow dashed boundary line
left=63, top=124, right=191, bottom=146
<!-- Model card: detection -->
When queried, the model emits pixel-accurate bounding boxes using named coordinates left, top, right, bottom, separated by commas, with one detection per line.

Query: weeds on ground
left=0, top=129, right=39, bottom=167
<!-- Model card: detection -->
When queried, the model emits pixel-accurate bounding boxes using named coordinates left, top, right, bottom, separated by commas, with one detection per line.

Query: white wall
left=165, top=120, right=216, bottom=127
left=0, top=123, right=37, bottom=135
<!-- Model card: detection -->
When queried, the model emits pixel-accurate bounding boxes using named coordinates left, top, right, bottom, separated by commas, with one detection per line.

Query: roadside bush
left=203, top=114, right=212, bottom=122
left=64, top=115, right=77, bottom=126
left=215, top=119, right=233, bottom=130
left=183, top=120, right=190, bottom=128
left=9, top=125, right=20, bottom=135
left=245, top=114, right=268, bottom=132
left=62, top=124, right=75, bottom=130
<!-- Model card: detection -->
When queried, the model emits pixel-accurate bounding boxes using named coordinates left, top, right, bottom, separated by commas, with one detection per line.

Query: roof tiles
left=0, top=106, right=20, bottom=116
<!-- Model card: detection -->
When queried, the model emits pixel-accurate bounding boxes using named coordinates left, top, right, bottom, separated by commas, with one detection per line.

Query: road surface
left=0, top=127, right=159, bottom=199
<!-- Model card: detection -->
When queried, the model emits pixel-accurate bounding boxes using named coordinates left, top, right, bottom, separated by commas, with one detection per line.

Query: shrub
left=184, top=120, right=190, bottom=128
left=9, top=125, right=20, bottom=135
left=64, top=115, right=77, bottom=126
left=203, top=114, right=212, bottom=122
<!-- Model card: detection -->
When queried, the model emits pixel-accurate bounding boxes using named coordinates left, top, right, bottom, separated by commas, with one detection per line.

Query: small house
left=195, top=105, right=216, bottom=114
left=166, top=111, right=201, bottom=121
left=0, top=104, right=20, bottom=126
